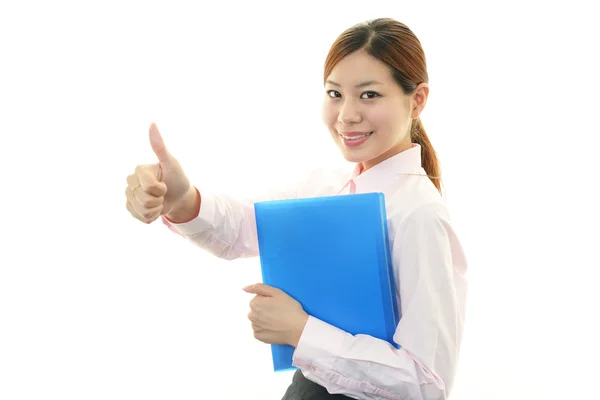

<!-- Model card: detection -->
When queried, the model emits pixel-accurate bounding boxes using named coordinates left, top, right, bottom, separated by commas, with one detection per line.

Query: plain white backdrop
left=1, top=0, right=599, bottom=399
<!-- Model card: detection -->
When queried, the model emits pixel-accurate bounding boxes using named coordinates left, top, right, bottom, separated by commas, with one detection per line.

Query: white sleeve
left=161, top=172, right=311, bottom=260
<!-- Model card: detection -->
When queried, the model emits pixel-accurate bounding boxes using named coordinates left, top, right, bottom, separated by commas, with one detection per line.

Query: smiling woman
left=323, top=50, right=424, bottom=172
left=321, top=20, right=440, bottom=187
left=125, top=17, right=467, bottom=400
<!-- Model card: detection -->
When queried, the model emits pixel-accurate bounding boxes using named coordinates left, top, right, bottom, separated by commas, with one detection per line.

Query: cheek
left=365, top=107, right=388, bottom=128
left=368, top=104, right=404, bottom=131
left=322, top=102, right=338, bottom=127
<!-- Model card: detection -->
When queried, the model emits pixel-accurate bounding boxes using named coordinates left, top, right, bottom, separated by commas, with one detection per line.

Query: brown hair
left=324, top=18, right=442, bottom=194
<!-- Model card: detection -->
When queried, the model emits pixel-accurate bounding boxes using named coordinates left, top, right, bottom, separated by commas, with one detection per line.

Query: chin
left=338, top=147, right=372, bottom=164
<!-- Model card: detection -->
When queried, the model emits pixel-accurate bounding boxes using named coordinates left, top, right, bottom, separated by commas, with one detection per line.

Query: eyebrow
left=326, top=80, right=383, bottom=88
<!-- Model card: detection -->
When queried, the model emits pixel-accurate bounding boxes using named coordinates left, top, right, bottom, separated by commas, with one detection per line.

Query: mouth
left=339, top=132, right=373, bottom=141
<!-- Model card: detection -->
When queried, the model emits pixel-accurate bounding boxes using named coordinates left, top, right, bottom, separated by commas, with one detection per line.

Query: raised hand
left=125, top=123, right=193, bottom=224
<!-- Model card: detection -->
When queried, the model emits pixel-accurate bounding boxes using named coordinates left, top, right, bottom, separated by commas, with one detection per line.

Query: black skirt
left=281, top=369, right=354, bottom=400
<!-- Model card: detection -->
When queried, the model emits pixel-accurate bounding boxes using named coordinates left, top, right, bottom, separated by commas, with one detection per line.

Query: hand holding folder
left=254, top=193, right=400, bottom=371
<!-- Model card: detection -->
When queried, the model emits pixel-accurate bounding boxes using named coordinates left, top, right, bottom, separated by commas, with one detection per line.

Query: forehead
left=327, top=50, right=395, bottom=85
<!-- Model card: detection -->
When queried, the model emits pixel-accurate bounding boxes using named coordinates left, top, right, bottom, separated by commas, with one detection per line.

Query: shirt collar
left=346, top=143, right=424, bottom=194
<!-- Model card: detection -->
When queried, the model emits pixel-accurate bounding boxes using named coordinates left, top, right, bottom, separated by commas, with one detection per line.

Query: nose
left=337, top=99, right=362, bottom=125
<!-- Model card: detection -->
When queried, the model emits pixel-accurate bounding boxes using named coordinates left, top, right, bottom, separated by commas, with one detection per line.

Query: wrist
left=289, top=313, right=309, bottom=347
left=165, top=186, right=201, bottom=223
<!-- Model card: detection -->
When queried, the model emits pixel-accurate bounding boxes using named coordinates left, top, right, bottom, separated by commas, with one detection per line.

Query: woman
left=125, top=18, right=468, bottom=400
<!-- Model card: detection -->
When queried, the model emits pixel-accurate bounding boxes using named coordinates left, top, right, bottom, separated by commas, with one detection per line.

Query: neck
left=361, top=140, right=413, bottom=172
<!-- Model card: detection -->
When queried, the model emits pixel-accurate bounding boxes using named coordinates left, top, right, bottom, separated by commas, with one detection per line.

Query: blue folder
left=253, top=192, right=400, bottom=372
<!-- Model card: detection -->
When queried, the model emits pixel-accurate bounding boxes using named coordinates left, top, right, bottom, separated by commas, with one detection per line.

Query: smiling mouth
left=339, top=132, right=373, bottom=140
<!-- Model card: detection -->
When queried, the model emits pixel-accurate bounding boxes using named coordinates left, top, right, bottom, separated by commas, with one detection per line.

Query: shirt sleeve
left=291, top=202, right=468, bottom=400
left=160, top=172, right=312, bottom=260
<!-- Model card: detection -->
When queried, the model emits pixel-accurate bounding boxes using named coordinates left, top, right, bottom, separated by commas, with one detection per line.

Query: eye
left=327, top=90, right=341, bottom=98
left=361, top=91, right=380, bottom=99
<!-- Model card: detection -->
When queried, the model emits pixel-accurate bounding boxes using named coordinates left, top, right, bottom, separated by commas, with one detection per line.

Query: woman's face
left=322, top=50, right=427, bottom=171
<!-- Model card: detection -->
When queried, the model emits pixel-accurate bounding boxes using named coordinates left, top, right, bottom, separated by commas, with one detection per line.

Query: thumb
left=243, top=283, right=280, bottom=297
left=149, top=122, right=171, bottom=163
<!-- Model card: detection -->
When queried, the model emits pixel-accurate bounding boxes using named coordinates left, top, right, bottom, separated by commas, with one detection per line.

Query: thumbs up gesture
left=125, top=123, right=193, bottom=224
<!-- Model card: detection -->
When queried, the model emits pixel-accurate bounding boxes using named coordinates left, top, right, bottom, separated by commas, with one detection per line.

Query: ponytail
left=410, top=117, right=442, bottom=195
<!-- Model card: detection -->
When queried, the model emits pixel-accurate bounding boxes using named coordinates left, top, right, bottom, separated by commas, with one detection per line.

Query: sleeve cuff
left=161, top=189, right=217, bottom=237
left=292, top=316, right=351, bottom=370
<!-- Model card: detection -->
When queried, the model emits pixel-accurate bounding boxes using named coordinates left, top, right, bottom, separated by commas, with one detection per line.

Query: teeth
left=341, top=132, right=372, bottom=140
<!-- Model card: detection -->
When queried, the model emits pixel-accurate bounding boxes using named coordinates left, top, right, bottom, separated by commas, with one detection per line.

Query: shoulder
left=385, top=180, right=468, bottom=276
left=385, top=174, right=450, bottom=230
left=393, top=202, right=452, bottom=247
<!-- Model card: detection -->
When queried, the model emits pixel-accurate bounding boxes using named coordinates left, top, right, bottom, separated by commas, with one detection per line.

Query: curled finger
left=126, top=185, right=162, bottom=217
left=126, top=200, right=146, bottom=223
left=135, top=164, right=167, bottom=197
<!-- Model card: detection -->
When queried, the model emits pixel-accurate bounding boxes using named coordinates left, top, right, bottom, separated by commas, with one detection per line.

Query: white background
left=1, top=1, right=599, bottom=399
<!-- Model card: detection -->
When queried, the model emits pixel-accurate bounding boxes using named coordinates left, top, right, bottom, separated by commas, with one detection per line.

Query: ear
left=410, top=83, right=429, bottom=119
